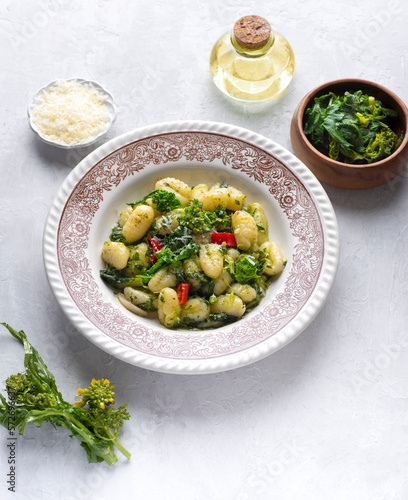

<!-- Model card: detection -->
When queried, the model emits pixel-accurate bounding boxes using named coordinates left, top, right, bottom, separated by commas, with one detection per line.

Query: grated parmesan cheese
left=30, top=80, right=112, bottom=146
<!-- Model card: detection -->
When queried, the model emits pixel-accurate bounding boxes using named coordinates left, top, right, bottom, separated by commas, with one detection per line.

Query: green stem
left=102, top=427, right=131, bottom=460
left=21, top=409, right=118, bottom=465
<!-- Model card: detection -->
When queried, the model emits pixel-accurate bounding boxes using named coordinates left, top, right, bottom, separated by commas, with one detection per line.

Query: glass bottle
left=210, top=15, right=295, bottom=102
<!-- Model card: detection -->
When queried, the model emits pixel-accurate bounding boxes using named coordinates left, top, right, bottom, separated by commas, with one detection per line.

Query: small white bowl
left=28, top=78, right=117, bottom=149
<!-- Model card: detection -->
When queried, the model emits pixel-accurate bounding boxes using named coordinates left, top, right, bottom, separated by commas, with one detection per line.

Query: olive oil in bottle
left=210, top=15, right=295, bottom=102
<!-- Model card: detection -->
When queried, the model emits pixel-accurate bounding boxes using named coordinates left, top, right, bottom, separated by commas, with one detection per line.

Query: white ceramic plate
left=43, top=121, right=339, bottom=374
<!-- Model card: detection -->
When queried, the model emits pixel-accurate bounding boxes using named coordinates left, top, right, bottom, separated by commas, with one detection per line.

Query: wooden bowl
left=290, top=79, right=408, bottom=189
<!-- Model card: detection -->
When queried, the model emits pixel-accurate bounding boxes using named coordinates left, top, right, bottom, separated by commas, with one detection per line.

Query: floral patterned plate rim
left=43, top=120, right=339, bottom=374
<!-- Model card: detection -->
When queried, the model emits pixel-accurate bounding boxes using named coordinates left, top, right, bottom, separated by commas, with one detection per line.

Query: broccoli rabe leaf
left=100, top=267, right=145, bottom=289
left=146, top=238, right=199, bottom=277
left=233, top=248, right=268, bottom=285
left=304, top=90, right=401, bottom=164
left=194, top=312, right=238, bottom=329
left=235, top=254, right=259, bottom=284
left=109, top=224, right=125, bottom=243
left=0, top=323, right=131, bottom=466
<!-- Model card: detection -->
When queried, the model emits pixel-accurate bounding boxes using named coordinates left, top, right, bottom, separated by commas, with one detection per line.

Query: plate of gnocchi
left=43, top=121, right=339, bottom=374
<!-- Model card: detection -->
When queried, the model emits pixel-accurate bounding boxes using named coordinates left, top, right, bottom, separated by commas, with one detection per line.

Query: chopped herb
left=177, top=200, right=231, bottom=234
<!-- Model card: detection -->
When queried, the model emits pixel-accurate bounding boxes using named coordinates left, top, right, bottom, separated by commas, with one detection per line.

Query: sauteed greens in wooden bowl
left=304, top=90, right=403, bottom=165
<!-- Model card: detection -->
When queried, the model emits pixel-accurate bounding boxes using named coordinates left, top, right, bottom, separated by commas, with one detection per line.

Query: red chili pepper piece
left=210, top=232, right=236, bottom=247
left=177, top=283, right=190, bottom=305
left=147, top=235, right=162, bottom=264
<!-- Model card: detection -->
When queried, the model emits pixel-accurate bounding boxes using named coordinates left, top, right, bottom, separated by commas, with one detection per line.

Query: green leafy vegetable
left=100, top=232, right=199, bottom=289
left=177, top=199, right=231, bottom=234
left=109, top=224, right=125, bottom=243
left=234, top=249, right=267, bottom=285
left=146, top=239, right=199, bottom=276
left=0, top=323, right=130, bottom=465
left=235, top=254, right=259, bottom=284
left=145, top=200, right=231, bottom=275
left=100, top=267, right=145, bottom=289
left=128, top=189, right=183, bottom=213
left=101, top=199, right=232, bottom=290
left=304, top=90, right=401, bottom=164
left=194, top=312, right=238, bottom=329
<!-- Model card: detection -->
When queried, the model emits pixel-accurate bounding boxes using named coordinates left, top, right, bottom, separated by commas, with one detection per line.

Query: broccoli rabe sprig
left=0, top=323, right=130, bottom=465
left=128, top=189, right=183, bottom=213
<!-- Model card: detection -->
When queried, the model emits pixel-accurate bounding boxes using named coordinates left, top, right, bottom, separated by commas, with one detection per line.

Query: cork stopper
left=233, top=15, right=271, bottom=50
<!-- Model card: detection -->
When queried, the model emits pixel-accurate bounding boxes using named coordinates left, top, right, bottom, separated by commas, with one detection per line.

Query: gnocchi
left=231, top=211, right=258, bottom=250
left=123, top=242, right=150, bottom=276
left=226, top=186, right=246, bottom=211
left=260, top=241, right=285, bottom=276
left=148, top=266, right=177, bottom=293
left=100, top=177, right=286, bottom=330
left=247, top=203, right=269, bottom=245
left=158, top=287, right=181, bottom=328
left=199, top=244, right=224, bottom=280
left=210, top=293, right=246, bottom=318
left=180, top=297, right=210, bottom=325
left=123, top=287, right=158, bottom=311
left=101, top=241, right=129, bottom=270
left=122, top=204, right=155, bottom=244
left=213, top=269, right=233, bottom=296
left=227, top=283, right=257, bottom=303
left=183, top=256, right=202, bottom=290
left=190, top=184, right=213, bottom=211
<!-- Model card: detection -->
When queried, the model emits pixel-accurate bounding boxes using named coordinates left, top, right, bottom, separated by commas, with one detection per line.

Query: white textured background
left=1, top=0, right=408, bottom=499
